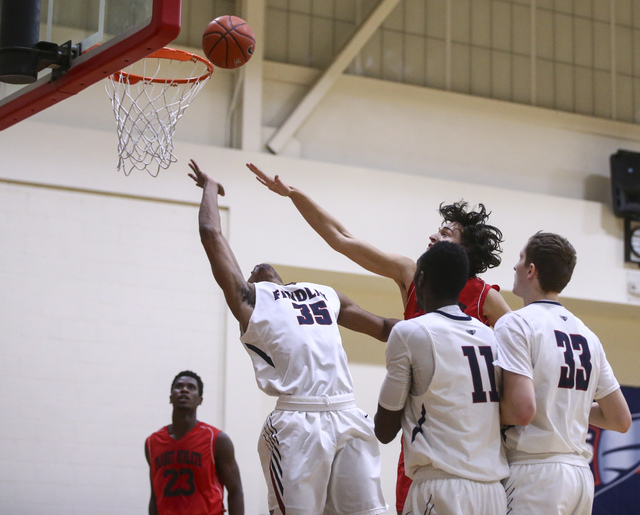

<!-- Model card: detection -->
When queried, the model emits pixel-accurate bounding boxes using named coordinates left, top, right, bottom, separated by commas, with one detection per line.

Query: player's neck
left=523, top=290, right=559, bottom=306
left=169, top=411, right=198, bottom=440
left=420, top=296, right=458, bottom=313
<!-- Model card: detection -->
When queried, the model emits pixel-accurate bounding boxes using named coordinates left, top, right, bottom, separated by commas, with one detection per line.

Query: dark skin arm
left=374, top=405, right=403, bottom=444
left=336, top=290, right=399, bottom=342
left=144, top=441, right=158, bottom=515
left=188, top=160, right=255, bottom=332
left=215, top=432, right=244, bottom=515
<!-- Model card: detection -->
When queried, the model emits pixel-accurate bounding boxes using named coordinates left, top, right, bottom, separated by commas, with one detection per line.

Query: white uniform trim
left=275, top=393, right=356, bottom=411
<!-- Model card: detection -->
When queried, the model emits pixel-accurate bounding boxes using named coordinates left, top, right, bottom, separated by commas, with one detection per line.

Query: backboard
left=0, top=0, right=181, bottom=131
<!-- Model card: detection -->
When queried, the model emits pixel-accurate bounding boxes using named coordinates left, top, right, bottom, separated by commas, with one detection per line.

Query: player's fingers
left=247, top=163, right=270, bottom=180
left=246, top=163, right=260, bottom=174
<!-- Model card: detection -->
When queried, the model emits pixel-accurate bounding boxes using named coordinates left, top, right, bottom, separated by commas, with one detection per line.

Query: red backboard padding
left=0, top=0, right=181, bottom=131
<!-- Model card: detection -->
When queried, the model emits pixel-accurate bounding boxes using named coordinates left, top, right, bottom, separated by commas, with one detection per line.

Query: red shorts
left=396, top=440, right=412, bottom=512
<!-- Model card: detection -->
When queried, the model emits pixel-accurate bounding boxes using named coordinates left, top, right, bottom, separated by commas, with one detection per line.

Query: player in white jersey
left=494, top=231, right=631, bottom=515
left=188, top=160, right=396, bottom=515
left=375, top=241, right=509, bottom=515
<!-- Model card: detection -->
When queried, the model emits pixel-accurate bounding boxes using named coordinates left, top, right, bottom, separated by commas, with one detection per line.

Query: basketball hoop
left=105, top=47, right=213, bottom=176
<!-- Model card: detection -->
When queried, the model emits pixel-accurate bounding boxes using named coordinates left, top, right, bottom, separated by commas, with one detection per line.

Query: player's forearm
left=198, top=181, right=223, bottom=236
left=589, top=393, right=632, bottom=433
left=226, top=489, right=245, bottom=515
left=288, top=188, right=350, bottom=245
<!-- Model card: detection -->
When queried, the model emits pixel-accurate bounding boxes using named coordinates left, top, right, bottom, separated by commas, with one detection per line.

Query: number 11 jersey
left=379, top=305, right=509, bottom=482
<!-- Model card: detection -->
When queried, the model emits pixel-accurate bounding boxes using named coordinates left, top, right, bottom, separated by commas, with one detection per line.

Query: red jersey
left=403, top=276, right=499, bottom=324
left=146, top=421, right=225, bottom=515
left=398, top=276, right=500, bottom=511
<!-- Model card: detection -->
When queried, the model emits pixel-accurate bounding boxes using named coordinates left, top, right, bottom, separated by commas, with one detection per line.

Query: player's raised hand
left=246, top=163, right=292, bottom=197
left=188, top=159, right=225, bottom=196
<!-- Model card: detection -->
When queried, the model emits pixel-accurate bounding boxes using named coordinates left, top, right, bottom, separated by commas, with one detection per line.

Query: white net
left=105, top=48, right=213, bottom=176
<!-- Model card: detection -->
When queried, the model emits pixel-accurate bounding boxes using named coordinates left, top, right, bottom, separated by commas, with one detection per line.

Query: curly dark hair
left=438, top=200, right=503, bottom=277
left=171, top=370, right=204, bottom=396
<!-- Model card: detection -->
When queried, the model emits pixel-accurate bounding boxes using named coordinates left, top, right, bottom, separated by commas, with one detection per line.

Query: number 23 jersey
left=240, top=281, right=353, bottom=397
left=494, top=301, right=620, bottom=464
left=146, top=422, right=224, bottom=515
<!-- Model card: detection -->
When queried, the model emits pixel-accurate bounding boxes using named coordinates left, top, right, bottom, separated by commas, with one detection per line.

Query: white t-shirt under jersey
left=240, top=281, right=354, bottom=398
left=379, top=304, right=509, bottom=482
left=494, top=300, right=620, bottom=466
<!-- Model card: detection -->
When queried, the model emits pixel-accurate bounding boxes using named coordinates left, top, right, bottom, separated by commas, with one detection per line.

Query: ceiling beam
left=266, top=0, right=402, bottom=154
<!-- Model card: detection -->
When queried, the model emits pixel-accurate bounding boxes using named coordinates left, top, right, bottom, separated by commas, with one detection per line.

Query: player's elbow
left=513, top=409, right=535, bottom=427
left=612, top=411, right=632, bottom=433
left=374, top=425, right=396, bottom=444
left=374, top=407, right=401, bottom=444
left=380, top=318, right=400, bottom=342
left=501, top=399, right=536, bottom=426
left=199, top=223, right=222, bottom=244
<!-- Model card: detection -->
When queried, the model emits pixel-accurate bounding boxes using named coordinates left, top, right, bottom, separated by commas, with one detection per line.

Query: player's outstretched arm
left=189, top=160, right=254, bottom=330
left=336, top=291, right=399, bottom=342
left=589, top=388, right=632, bottom=433
left=215, top=432, right=244, bottom=515
left=246, top=163, right=416, bottom=298
left=499, top=370, right=536, bottom=426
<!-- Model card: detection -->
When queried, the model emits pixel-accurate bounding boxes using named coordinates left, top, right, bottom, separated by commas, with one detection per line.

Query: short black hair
left=171, top=370, right=204, bottom=396
left=525, top=232, right=577, bottom=293
left=439, top=200, right=503, bottom=277
left=417, top=241, right=469, bottom=299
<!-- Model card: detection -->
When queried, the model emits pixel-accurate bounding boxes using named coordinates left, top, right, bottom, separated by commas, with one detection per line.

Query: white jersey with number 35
left=494, top=301, right=620, bottom=465
left=240, top=281, right=354, bottom=398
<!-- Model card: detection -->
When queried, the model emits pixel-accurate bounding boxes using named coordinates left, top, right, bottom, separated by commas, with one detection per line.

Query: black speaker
left=610, top=150, right=640, bottom=219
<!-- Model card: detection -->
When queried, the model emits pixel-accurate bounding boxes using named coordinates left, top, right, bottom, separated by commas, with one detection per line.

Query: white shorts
left=258, top=397, right=387, bottom=515
left=403, top=475, right=507, bottom=515
left=503, top=462, right=594, bottom=515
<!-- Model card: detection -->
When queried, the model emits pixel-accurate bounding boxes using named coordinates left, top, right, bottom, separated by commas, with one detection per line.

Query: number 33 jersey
left=146, top=422, right=224, bottom=514
left=240, top=281, right=354, bottom=397
left=494, top=300, right=620, bottom=464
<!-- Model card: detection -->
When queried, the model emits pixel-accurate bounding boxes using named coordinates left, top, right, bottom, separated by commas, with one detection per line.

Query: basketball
left=202, top=15, right=255, bottom=69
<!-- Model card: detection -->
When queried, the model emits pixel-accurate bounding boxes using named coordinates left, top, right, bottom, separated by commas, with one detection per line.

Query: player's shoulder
left=196, top=421, right=221, bottom=433
left=146, top=425, right=169, bottom=443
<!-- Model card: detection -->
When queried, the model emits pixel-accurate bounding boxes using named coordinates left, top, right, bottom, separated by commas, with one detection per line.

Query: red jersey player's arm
left=246, top=163, right=417, bottom=303
left=144, top=440, right=159, bottom=515
left=483, top=288, right=511, bottom=327
left=215, top=432, right=244, bottom=515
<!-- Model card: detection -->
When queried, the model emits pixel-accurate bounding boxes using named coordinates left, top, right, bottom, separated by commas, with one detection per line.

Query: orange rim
left=110, top=47, right=214, bottom=85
